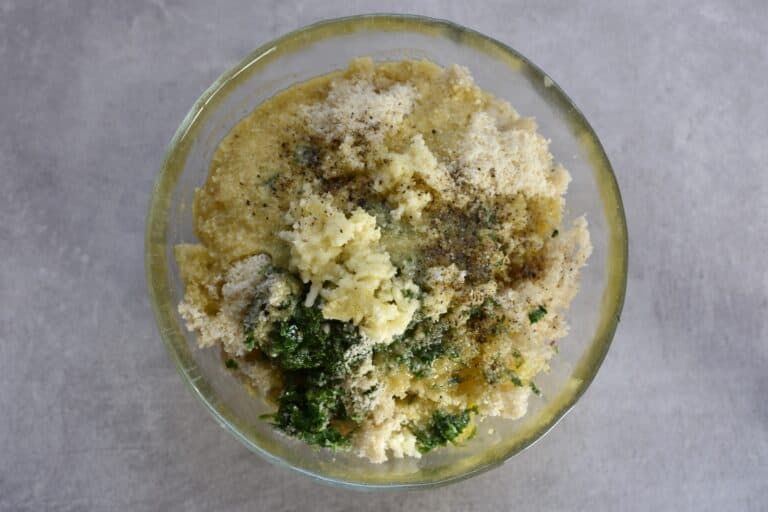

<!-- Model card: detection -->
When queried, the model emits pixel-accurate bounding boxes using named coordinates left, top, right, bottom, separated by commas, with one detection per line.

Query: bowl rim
left=145, top=13, right=628, bottom=490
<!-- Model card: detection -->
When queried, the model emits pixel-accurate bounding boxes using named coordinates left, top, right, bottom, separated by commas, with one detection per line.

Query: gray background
left=1, top=1, right=766, bottom=510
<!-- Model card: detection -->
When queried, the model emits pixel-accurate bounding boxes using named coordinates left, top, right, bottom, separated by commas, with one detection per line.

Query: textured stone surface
left=1, top=1, right=766, bottom=510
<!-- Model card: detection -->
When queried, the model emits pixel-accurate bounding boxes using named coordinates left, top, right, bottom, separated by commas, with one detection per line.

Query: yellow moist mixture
left=176, top=58, right=591, bottom=463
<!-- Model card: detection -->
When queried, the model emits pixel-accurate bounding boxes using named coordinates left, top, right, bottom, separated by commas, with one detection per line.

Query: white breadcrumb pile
left=456, top=111, right=570, bottom=198
left=301, top=77, right=418, bottom=172
left=301, top=80, right=417, bottom=144
left=178, top=254, right=271, bottom=357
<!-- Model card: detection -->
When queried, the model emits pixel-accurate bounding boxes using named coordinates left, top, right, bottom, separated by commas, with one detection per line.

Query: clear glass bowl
left=145, top=14, right=627, bottom=490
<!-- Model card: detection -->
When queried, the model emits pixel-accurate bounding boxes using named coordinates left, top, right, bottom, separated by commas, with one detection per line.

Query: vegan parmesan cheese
left=176, top=58, right=592, bottom=463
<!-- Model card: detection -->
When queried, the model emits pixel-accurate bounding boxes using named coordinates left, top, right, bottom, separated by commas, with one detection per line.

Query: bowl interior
left=145, top=15, right=627, bottom=489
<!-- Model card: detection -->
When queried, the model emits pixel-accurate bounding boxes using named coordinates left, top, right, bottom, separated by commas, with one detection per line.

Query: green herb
left=466, top=296, right=500, bottom=320
left=263, top=173, right=280, bottom=191
left=528, top=305, right=547, bottom=324
left=530, top=381, right=541, bottom=396
left=225, top=359, right=238, bottom=370
left=413, top=407, right=477, bottom=453
left=359, top=199, right=393, bottom=229
left=484, top=363, right=523, bottom=386
left=511, top=349, right=524, bottom=368
left=551, top=229, right=559, bottom=238
left=241, top=271, right=301, bottom=353
left=384, top=318, right=452, bottom=378
left=401, top=288, right=419, bottom=300
left=294, top=144, right=321, bottom=168
left=274, top=375, right=351, bottom=449
left=476, top=204, right=499, bottom=228
left=396, top=254, right=426, bottom=285
left=448, top=374, right=463, bottom=386
left=264, top=302, right=361, bottom=373
left=244, top=331, right=256, bottom=351
left=410, top=342, right=449, bottom=377
left=245, top=287, right=365, bottom=450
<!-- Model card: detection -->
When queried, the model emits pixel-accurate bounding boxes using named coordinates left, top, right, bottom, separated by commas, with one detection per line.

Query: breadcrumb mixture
left=176, top=58, right=591, bottom=462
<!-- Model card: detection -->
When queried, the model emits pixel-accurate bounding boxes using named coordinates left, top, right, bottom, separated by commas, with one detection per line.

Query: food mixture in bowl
left=175, top=58, right=592, bottom=463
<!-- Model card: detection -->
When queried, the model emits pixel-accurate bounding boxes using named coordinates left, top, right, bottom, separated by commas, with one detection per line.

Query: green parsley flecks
left=528, top=305, right=547, bottom=324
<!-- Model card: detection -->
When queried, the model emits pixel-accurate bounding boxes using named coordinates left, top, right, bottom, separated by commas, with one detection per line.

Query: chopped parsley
left=359, top=198, right=393, bottom=230
left=244, top=331, right=256, bottom=351
left=263, top=301, right=361, bottom=373
left=512, top=349, right=524, bottom=368
left=484, top=363, right=523, bottom=386
left=551, top=229, right=559, bottom=238
left=466, top=296, right=500, bottom=320
left=224, top=358, right=238, bottom=369
left=274, top=373, right=351, bottom=449
left=409, top=341, right=451, bottom=377
left=263, top=173, right=280, bottom=191
left=530, top=381, right=541, bottom=396
left=414, top=407, right=477, bottom=453
left=528, top=305, right=547, bottom=324
left=383, top=318, right=453, bottom=378
left=294, top=143, right=321, bottom=168
left=249, top=289, right=364, bottom=449
left=475, top=204, right=499, bottom=228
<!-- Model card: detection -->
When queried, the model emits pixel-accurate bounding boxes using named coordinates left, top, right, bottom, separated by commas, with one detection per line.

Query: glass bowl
left=145, top=14, right=627, bottom=490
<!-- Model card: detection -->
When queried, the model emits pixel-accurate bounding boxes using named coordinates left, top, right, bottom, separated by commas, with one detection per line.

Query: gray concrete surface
left=1, top=1, right=766, bottom=510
